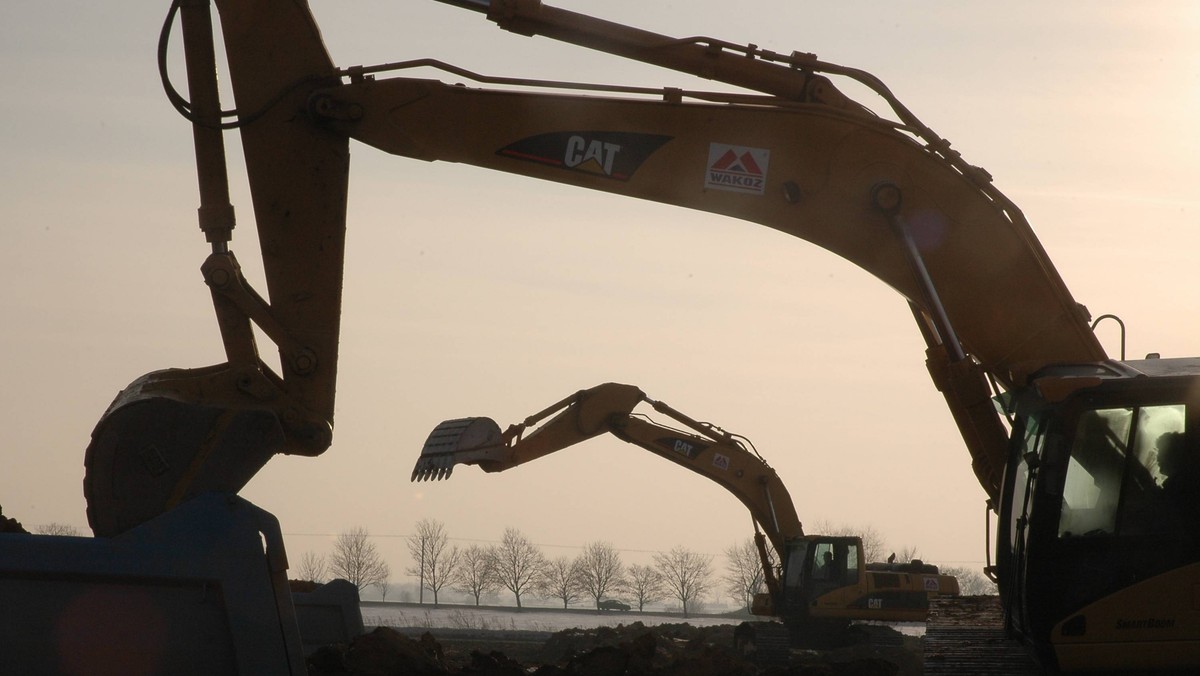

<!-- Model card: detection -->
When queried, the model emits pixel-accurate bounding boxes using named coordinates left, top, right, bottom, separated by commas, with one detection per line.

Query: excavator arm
left=87, top=0, right=1105, bottom=533
left=413, top=383, right=804, bottom=553
left=311, top=1, right=1107, bottom=501
left=396, top=0, right=1105, bottom=383
left=84, top=0, right=349, bottom=536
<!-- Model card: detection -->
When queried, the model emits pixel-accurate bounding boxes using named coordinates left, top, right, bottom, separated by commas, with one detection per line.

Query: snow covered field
left=362, top=603, right=740, bottom=633
left=361, top=602, right=924, bottom=636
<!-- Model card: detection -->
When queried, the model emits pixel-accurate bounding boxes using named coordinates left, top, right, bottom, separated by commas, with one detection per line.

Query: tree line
left=296, top=518, right=757, bottom=615
left=401, top=519, right=718, bottom=616
left=294, top=518, right=997, bottom=611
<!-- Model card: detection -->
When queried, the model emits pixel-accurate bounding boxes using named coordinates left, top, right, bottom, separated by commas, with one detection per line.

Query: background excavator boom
left=413, top=383, right=804, bottom=558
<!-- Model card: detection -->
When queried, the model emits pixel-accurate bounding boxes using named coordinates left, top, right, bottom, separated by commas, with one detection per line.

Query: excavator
left=8, top=0, right=1195, bottom=672
left=411, top=382, right=961, bottom=645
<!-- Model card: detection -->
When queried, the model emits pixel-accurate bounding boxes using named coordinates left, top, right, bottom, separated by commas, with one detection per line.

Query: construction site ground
left=309, top=602, right=939, bottom=675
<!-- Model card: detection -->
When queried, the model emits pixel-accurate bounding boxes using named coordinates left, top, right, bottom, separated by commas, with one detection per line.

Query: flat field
left=361, top=602, right=738, bottom=633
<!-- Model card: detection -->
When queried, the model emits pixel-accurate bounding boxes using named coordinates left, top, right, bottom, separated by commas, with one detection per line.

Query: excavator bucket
left=83, top=366, right=289, bottom=537
left=411, top=417, right=504, bottom=481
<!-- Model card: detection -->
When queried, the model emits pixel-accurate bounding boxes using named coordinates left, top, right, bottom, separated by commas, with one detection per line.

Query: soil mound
left=0, top=504, right=29, bottom=533
left=309, top=622, right=921, bottom=676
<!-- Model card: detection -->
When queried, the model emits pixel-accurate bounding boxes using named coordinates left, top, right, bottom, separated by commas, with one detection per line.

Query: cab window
left=812, top=542, right=835, bottom=580
left=784, top=540, right=809, bottom=588
left=1058, top=408, right=1130, bottom=537
left=1058, top=404, right=1194, bottom=538
left=843, top=543, right=859, bottom=586
left=1010, top=416, right=1042, bottom=548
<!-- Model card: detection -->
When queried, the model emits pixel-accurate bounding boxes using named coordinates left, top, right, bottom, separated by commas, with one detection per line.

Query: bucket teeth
left=411, top=416, right=504, bottom=482
left=411, top=455, right=456, bottom=482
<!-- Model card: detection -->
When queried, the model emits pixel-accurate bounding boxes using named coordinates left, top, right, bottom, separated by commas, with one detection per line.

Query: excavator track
left=923, top=596, right=1042, bottom=675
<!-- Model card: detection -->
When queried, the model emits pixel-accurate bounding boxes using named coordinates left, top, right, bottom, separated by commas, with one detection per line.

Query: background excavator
left=411, top=381, right=960, bottom=647
left=6, top=0, right=1198, bottom=673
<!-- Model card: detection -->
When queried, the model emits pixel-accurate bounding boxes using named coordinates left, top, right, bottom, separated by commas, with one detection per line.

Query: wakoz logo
left=705, top=144, right=770, bottom=195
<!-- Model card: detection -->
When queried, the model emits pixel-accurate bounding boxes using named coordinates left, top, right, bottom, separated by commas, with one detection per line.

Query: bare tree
left=538, top=556, right=586, bottom=608
left=431, top=546, right=461, bottom=605
left=942, top=566, right=998, bottom=595
left=653, top=546, right=712, bottom=617
left=330, top=526, right=390, bottom=591
left=34, top=523, right=80, bottom=536
left=491, top=527, right=547, bottom=609
left=454, top=544, right=500, bottom=606
left=374, top=577, right=391, bottom=602
left=626, top=563, right=665, bottom=611
left=577, top=541, right=626, bottom=608
left=723, top=538, right=767, bottom=612
left=405, top=518, right=460, bottom=605
left=296, top=551, right=329, bottom=583
left=893, top=545, right=921, bottom=564
left=858, top=525, right=886, bottom=563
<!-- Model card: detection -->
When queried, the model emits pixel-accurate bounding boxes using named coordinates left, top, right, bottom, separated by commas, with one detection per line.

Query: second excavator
left=412, top=382, right=960, bottom=646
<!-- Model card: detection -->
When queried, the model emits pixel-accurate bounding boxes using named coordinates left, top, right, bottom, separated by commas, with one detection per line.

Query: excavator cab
left=773, top=534, right=956, bottom=630
left=778, top=537, right=862, bottom=618
left=999, top=358, right=1200, bottom=671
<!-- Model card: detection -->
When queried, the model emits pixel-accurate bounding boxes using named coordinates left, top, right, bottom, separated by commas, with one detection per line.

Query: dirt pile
left=309, top=628, right=451, bottom=676
left=0, top=504, right=29, bottom=533
left=308, top=623, right=922, bottom=676
left=538, top=622, right=752, bottom=675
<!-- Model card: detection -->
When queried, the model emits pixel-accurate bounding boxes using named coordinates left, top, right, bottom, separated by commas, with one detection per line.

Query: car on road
left=598, top=599, right=631, bottom=611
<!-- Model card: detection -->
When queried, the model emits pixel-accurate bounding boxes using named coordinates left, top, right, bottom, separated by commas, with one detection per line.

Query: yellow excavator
left=13, top=0, right=1191, bottom=672
left=411, top=382, right=960, bottom=643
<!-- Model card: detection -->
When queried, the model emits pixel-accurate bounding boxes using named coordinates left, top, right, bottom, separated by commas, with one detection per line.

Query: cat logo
left=497, top=131, right=672, bottom=181
left=661, top=437, right=706, bottom=459
left=705, top=143, right=770, bottom=195
left=563, top=136, right=621, bottom=176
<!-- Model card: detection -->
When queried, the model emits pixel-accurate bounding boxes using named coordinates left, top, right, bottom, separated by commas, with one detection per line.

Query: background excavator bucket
left=84, top=366, right=287, bottom=537
left=411, top=417, right=504, bottom=481
left=412, top=383, right=645, bottom=483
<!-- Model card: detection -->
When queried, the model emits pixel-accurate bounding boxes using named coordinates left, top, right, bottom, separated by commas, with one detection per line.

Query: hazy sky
left=4, top=1, right=1200, bottom=596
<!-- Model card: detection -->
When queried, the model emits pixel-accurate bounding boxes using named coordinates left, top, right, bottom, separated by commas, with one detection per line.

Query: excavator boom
left=431, top=0, right=1106, bottom=374
left=87, top=0, right=1104, bottom=533
left=413, top=383, right=804, bottom=557
left=312, top=37, right=1106, bottom=500
left=323, top=70, right=1104, bottom=383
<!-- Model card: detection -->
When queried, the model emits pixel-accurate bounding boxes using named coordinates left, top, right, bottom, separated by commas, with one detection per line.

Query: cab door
left=998, top=413, right=1044, bottom=638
